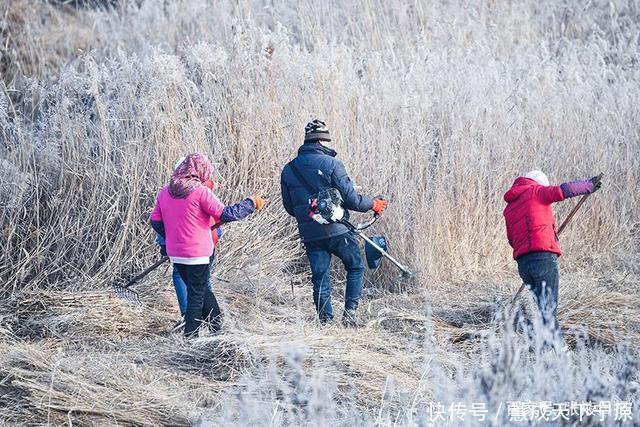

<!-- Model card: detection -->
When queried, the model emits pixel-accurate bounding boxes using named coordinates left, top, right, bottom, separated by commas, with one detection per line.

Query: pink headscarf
left=168, top=153, right=213, bottom=198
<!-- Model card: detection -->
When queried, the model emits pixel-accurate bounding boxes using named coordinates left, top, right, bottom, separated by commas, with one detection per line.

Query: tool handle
left=346, top=213, right=380, bottom=231
left=124, top=256, right=169, bottom=289
left=511, top=283, right=527, bottom=303
left=557, top=172, right=603, bottom=236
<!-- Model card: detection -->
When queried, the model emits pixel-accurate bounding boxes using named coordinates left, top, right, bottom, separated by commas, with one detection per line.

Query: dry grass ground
left=1, top=0, right=639, bottom=425
left=1, top=268, right=638, bottom=424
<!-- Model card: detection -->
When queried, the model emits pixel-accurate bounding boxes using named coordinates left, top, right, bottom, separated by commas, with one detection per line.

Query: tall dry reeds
left=1, top=0, right=638, bottom=295
left=0, top=0, right=639, bottom=425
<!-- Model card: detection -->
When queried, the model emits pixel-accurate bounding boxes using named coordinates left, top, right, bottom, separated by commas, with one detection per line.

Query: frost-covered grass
left=1, top=282, right=638, bottom=425
left=0, top=0, right=639, bottom=425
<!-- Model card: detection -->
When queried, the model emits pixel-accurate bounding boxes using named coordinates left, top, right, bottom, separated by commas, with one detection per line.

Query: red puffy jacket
left=503, top=177, right=565, bottom=260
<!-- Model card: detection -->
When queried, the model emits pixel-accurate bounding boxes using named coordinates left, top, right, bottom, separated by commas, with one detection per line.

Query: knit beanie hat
left=304, top=119, right=331, bottom=143
left=525, top=170, right=550, bottom=186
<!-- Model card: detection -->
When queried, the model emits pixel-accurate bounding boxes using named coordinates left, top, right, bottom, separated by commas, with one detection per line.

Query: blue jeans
left=304, top=233, right=365, bottom=322
left=172, top=266, right=188, bottom=317
left=516, top=251, right=560, bottom=333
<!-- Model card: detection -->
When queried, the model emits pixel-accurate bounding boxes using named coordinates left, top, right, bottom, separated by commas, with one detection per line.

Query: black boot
left=342, top=309, right=359, bottom=328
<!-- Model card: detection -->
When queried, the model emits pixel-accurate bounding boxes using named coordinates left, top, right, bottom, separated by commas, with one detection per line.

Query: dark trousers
left=516, top=251, right=560, bottom=333
left=172, top=254, right=215, bottom=317
left=304, top=233, right=365, bottom=322
left=174, top=260, right=222, bottom=338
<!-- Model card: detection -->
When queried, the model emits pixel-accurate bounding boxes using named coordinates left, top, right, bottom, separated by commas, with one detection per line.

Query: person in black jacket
left=281, top=120, right=388, bottom=325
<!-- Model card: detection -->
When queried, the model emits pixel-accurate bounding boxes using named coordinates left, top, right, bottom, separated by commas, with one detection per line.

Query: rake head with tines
left=112, top=281, right=143, bottom=305
left=112, top=257, right=169, bottom=306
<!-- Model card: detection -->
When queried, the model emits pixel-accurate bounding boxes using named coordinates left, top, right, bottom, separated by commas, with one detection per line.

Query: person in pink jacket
left=150, top=153, right=266, bottom=338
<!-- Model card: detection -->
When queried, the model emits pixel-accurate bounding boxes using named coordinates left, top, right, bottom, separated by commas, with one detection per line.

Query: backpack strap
left=289, top=159, right=320, bottom=195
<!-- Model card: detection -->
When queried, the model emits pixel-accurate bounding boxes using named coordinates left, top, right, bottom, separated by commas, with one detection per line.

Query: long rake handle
left=511, top=173, right=602, bottom=302
left=124, top=256, right=169, bottom=289
left=120, top=222, right=221, bottom=291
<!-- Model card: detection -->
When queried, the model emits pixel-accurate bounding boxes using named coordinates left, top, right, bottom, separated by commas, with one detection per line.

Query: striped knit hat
left=304, top=119, right=332, bottom=143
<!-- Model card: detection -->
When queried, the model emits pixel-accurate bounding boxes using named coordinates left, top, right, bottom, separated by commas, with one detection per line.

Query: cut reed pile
left=0, top=289, right=429, bottom=424
left=6, top=290, right=175, bottom=340
left=427, top=278, right=640, bottom=348
left=559, top=287, right=640, bottom=348
left=0, top=338, right=216, bottom=425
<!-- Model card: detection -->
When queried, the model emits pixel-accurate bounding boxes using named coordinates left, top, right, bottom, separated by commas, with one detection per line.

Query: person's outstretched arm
left=537, top=176, right=601, bottom=205
left=220, top=197, right=261, bottom=223
left=560, top=177, right=600, bottom=199
left=200, top=188, right=265, bottom=224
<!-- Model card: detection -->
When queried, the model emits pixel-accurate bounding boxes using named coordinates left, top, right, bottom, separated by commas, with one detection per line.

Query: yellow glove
left=251, top=196, right=267, bottom=211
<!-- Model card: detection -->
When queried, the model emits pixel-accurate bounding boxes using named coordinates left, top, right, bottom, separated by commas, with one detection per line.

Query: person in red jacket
left=503, top=170, right=601, bottom=336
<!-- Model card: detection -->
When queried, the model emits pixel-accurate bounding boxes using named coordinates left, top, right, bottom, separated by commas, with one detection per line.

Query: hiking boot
left=318, top=315, right=334, bottom=326
left=342, top=309, right=359, bottom=328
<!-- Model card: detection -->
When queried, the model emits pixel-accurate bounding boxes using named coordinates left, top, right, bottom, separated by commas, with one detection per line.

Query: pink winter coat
left=150, top=186, right=224, bottom=263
